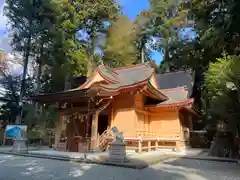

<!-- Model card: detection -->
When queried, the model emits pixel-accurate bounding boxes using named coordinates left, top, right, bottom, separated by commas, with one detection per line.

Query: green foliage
left=24, top=104, right=58, bottom=139
left=48, top=0, right=88, bottom=74
left=24, top=104, right=57, bottom=127
left=150, top=0, right=240, bottom=120
left=4, top=0, right=39, bottom=115
left=0, top=75, right=34, bottom=124
left=205, top=55, right=240, bottom=130
left=40, top=0, right=120, bottom=87
left=4, top=0, right=120, bottom=94
left=134, top=10, right=155, bottom=63
left=169, top=0, right=240, bottom=71
left=149, top=0, right=183, bottom=68
left=103, top=15, right=138, bottom=67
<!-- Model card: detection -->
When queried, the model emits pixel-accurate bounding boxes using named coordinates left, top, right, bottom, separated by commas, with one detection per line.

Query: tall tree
left=168, top=0, right=240, bottom=71
left=149, top=0, right=182, bottom=71
left=103, top=15, right=138, bottom=67
left=134, top=10, right=155, bottom=63
left=0, top=50, right=8, bottom=73
left=4, top=0, right=43, bottom=123
left=0, top=75, right=34, bottom=124
left=205, top=54, right=240, bottom=157
left=166, top=0, right=240, bottom=113
left=31, top=0, right=57, bottom=94
left=78, top=0, right=120, bottom=76
left=42, top=0, right=120, bottom=85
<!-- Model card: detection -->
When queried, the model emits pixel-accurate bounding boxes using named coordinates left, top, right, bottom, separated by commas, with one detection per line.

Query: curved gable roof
left=157, top=70, right=194, bottom=97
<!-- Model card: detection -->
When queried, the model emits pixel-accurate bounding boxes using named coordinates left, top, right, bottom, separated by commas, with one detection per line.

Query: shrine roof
left=30, top=88, right=88, bottom=103
left=157, top=70, right=194, bottom=97
left=99, top=63, right=153, bottom=89
left=31, top=64, right=195, bottom=106
left=88, top=63, right=168, bottom=101
left=145, top=87, right=193, bottom=108
left=160, top=87, right=189, bottom=104
left=97, top=64, right=120, bottom=83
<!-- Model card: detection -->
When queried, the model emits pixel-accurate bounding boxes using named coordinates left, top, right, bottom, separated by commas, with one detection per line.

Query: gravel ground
left=0, top=154, right=240, bottom=180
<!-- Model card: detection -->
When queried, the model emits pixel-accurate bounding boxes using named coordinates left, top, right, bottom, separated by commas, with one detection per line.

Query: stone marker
left=107, top=127, right=128, bottom=163
left=11, top=128, right=28, bottom=153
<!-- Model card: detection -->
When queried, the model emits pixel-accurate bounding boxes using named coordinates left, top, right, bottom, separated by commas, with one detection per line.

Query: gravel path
left=0, top=154, right=240, bottom=180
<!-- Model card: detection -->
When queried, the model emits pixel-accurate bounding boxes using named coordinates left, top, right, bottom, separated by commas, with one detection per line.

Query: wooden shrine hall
left=32, top=63, right=198, bottom=153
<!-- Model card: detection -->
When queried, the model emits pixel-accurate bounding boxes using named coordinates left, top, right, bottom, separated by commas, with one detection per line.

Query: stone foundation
left=107, top=140, right=128, bottom=163
left=11, top=139, right=28, bottom=153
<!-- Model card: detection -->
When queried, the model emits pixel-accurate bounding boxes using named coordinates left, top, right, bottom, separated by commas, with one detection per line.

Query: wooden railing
left=136, top=129, right=157, bottom=138
left=127, top=130, right=181, bottom=152
left=98, top=128, right=113, bottom=150
left=55, top=129, right=182, bottom=153
left=97, top=129, right=181, bottom=153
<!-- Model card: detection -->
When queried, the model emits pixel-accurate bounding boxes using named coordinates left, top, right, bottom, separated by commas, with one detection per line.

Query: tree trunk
left=87, top=34, right=96, bottom=77
left=87, top=58, right=93, bottom=78
left=16, top=11, right=33, bottom=124
left=16, top=37, right=32, bottom=124
left=164, top=48, right=170, bottom=72
left=141, top=45, right=145, bottom=63
left=35, top=44, right=43, bottom=113
left=64, top=73, right=70, bottom=90
left=36, top=43, right=43, bottom=94
left=48, top=131, right=53, bottom=148
left=209, top=131, right=238, bottom=158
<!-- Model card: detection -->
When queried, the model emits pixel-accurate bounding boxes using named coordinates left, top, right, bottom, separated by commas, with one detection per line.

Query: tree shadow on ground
left=161, top=157, right=240, bottom=180
left=0, top=154, right=186, bottom=180
left=163, top=157, right=240, bottom=171
left=1, top=149, right=240, bottom=180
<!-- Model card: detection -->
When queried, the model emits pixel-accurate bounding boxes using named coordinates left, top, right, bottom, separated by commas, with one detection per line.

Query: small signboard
left=2, top=125, right=28, bottom=145
left=5, top=125, right=28, bottom=139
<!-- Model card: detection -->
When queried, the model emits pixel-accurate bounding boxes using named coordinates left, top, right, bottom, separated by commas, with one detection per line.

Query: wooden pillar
left=54, top=114, right=62, bottom=148
left=179, top=112, right=184, bottom=141
left=90, top=111, right=99, bottom=150
left=148, top=141, right=151, bottom=151
left=155, top=141, right=158, bottom=150
left=188, top=115, right=193, bottom=131
left=138, top=140, right=142, bottom=153
left=176, top=141, right=184, bottom=152
left=138, top=132, right=142, bottom=153
left=108, top=105, right=112, bottom=128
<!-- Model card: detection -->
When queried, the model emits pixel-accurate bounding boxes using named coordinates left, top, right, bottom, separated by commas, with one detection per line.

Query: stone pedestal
left=107, top=140, right=128, bottom=163
left=11, top=139, right=28, bottom=153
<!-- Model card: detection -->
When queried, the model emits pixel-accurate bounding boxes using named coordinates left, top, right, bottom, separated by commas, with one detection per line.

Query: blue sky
left=0, top=0, right=163, bottom=63
left=119, top=0, right=149, bottom=20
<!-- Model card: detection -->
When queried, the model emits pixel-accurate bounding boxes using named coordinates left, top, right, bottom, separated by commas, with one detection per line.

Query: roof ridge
left=160, top=86, right=188, bottom=91
left=112, top=62, right=150, bottom=71
left=145, top=98, right=194, bottom=108
left=99, top=64, right=119, bottom=75
left=158, top=69, right=192, bottom=75
left=97, top=64, right=120, bottom=83
left=157, top=98, right=194, bottom=107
